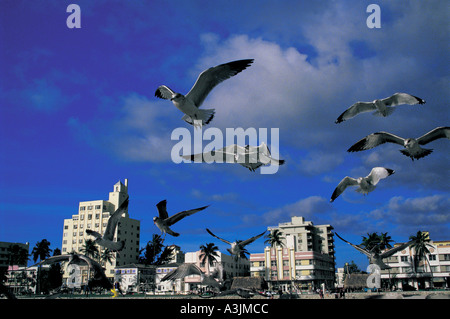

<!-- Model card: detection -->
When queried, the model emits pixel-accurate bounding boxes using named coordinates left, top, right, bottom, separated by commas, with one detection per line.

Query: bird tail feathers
left=372, top=107, right=395, bottom=117
left=182, top=109, right=215, bottom=126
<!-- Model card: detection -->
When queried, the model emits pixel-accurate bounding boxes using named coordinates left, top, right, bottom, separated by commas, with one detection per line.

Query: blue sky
left=0, top=0, right=448, bottom=270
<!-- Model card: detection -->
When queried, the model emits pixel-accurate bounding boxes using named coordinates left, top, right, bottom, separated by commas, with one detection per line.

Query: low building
left=250, top=216, right=336, bottom=292
left=114, top=263, right=156, bottom=293
left=380, top=237, right=450, bottom=290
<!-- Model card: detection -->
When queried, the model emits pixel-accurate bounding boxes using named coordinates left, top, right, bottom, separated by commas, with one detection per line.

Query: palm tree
left=361, top=232, right=381, bottom=252
left=31, top=239, right=52, bottom=294
left=378, top=232, right=394, bottom=250
left=80, top=239, right=99, bottom=259
left=139, top=234, right=164, bottom=265
left=409, top=231, right=434, bottom=289
left=199, top=243, right=219, bottom=276
left=99, top=249, right=115, bottom=265
left=264, top=229, right=285, bottom=249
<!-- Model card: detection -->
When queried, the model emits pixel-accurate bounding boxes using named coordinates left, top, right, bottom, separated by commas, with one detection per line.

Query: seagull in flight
left=86, top=196, right=129, bottom=252
left=30, top=253, right=113, bottom=290
left=348, top=126, right=450, bottom=160
left=155, top=59, right=254, bottom=127
left=161, top=263, right=223, bottom=289
left=181, top=142, right=285, bottom=172
left=330, top=167, right=394, bottom=202
left=335, top=93, right=425, bottom=123
left=206, top=228, right=266, bottom=257
left=154, top=199, right=209, bottom=239
left=335, top=233, right=414, bottom=270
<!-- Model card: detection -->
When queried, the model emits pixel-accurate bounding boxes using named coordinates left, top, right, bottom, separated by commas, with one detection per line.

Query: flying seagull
left=335, top=233, right=414, bottom=270
left=181, top=143, right=285, bottom=172
left=31, top=253, right=113, bottom=290
left=86, top=196, right=129, bottom=252
left=161, top=263, right=223, bottom=289
left=335, top=92, right=425, bottom=123
left=348, top=126, right=450, bottom=161
left=330, top=167, right=394, bottom=202
left=155, top=59, right=254, bottom=127
left=154, top=199, right=209, bottom=238
left=206, top=228, right=266, bottom=257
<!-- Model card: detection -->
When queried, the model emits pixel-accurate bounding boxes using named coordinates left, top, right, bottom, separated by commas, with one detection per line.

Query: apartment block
left=250, top=216, right=335, bottom=291
left=0, top=241, right=29, bottom=267
left=61, top=179, right=140, bottom=283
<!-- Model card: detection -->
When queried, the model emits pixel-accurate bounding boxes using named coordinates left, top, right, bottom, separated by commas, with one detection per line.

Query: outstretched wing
left=166, top=205, right=209, bottom=226
left=380, top=240, right=415, bottom=258
left=186, top=59, right=254, bottom=107
left=366, top=167, right=395, bottom=186
left=348, top=131, right=405, bottom=152
left=239, top=230, right=267, bottom=247
left=335, top=101, right=376, bottom=123
left=161, top=263, right=203, bottom=282
left=206, top=228, right=232, bottom=245
left=417, top=126, right=450, bottom=145
left=155, top=85, right=176, bottom=100
left=335, top=233, right=371, bottom=257
left=30, top=255, right=71, bottom=267
left=103, top=196, right=129, bottom=240
left=156, top=199, right=169, bottom=220
left=330, top=176, right=358, bottom=202
left=381, top=93, right=425, bottom=106
left=85, top=229, right=103, bottom=239
left=181, top=144, right=243, bottom=163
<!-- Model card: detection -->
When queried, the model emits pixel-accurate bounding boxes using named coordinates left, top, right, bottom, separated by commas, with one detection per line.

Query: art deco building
left=250, top=216, right=335, bottom=291
left=61, top=179, right=140, bottom=283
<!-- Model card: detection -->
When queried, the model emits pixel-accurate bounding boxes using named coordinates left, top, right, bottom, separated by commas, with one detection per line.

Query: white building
left=61, top=179, right=140, bottom=284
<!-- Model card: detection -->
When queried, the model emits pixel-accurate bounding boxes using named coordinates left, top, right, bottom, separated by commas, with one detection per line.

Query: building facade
left=250, top=216, right=335, bottom=291
left=61, top=179, right=140, bottom=283
left=380, top=238, right=450, bottom=290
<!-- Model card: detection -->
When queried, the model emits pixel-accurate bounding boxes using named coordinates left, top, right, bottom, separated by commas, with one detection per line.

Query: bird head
left=153, top=217, right=158, bottom=223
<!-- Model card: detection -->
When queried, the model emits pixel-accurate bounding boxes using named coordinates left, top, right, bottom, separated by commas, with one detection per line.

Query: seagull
left=335, top=233, right=414, bottom=270
left=348, top=126, right=450, bottom=160
left=335, top=93, right=425, bottom=123
left=161, top=263, right=223, bottom=289
left=30, top=253, right=113, bottom=290
left=154, top=199, right=209, bottom=239
left=155, top=59, right=254, bottom=127
left=206, top=228, right=266, bottom=257
left=181, top=142, right=285, bottom=172
left=330, top=167, right=394, bottom=202
left=86, top=196, right=129, bottom=252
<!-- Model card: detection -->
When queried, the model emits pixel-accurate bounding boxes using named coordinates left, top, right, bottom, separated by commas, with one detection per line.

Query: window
left=400, top=256, right=408, bottom=262
left=429, top=255, right=436, bottom=261
left=80, top=206, right=86, bottom=211
left=95, top=205, right=101, bottom=210
left=88, top=215, right=92, bottom=220
left=88, top=206, right=93, bottom=210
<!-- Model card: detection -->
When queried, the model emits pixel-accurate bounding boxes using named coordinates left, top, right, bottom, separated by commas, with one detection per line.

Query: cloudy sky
left=1, top=0, right=448, bottom=270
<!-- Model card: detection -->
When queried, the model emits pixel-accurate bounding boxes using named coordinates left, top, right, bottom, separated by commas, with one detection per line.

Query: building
left=61, top=179, right=140, bottom=284
left=250, top=216, right=335, bottom=292
left=380, top=237, right=450, bottom=290
left=154, top=249, right=250, bottom=294
left=114, top=263, right=156, bottom=293
left=0, top=241, right=30, bottom=267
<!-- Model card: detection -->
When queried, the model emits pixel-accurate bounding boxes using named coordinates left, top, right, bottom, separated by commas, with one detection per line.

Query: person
left=319, top=289, right=323, bottom=299
left=114, top=281, right=124, bottom=296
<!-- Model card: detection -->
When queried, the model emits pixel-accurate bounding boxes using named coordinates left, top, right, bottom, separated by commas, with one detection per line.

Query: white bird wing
left=380, top=240, right=414, bottom=258
left=185, top=59, right=254, bottom=107
left=161, top=263, right=203, bottom=281
left=335, top=233, right=372, bottom=257
left=181, top=144, right=244, bottom=163
left=366, top=167, right=395, bottom=186
left=416, top=126, right=450, bottom=145
left=206, top=228, right=232, bottom=245
left=330, top=176, right=359, bottom=202
left=348, top=131, right=405, bottom=152
left=381, top=93, right=426, bottom=106
left=239, top=230, right=267, bottom=247
left=30, top=254, right=72, bottom=267
left=165, top=205, right=209, bottom=226
left=103, top=196, right=129, bottom=240
left=335, top=101, right=376, bottom=123
left=155, top=85, right=176, bottom=100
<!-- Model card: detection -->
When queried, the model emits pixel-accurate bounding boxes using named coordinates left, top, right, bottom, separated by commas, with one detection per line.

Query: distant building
left=0, top=241, right=29, bottom=267
left=154, top=250, right=250, bottom=294
left=61, top=179, right=140, bottom=284
left=114, top=263, right=156, bottom=293
left=250, top=216, right=336, bottom=292
left=380, top=236, right=450, bottom=290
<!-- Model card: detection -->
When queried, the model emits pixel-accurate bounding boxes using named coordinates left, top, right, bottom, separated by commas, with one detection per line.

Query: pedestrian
left=114, top=281, right=124, bottom=296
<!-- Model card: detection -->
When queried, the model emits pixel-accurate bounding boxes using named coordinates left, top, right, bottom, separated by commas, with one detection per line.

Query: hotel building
left=61, top=179, right=140, bottom=284
left=380, top=236, right=450, bottom=290
left=250, top=216, right=335, bottom=291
